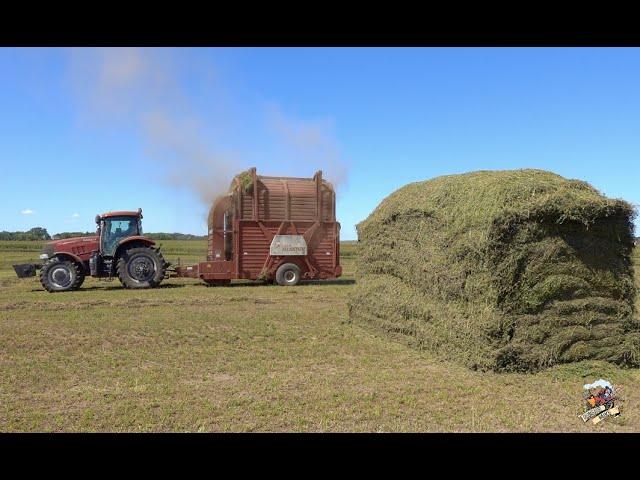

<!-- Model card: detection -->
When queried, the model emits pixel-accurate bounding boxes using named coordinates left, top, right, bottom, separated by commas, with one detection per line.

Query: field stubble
left=0, top=240, right=638, bottom=431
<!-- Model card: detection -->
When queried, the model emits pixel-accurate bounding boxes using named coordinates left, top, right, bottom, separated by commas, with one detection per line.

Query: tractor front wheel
left=40, top=258, right=84, bottom=293
left=117, top=247, right=166, bottom=289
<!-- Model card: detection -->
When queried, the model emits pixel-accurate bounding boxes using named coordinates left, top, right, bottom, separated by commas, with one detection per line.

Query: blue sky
left=1, top=47, right=639, bottom=240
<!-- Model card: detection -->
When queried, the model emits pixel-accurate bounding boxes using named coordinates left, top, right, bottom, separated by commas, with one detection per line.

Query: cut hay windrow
left=348, top=169, right=639, bottom=372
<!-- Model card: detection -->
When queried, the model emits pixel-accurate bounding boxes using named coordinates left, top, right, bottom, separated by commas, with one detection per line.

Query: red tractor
left=13, top=208, right=168, bottom=292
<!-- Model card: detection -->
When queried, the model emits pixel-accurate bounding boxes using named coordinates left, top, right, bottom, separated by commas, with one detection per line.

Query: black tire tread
left=275, top=263, right=301, bottom=286
left=39, top=258, right=84, bottom=293
left=116, top=247, right=166, bottom=289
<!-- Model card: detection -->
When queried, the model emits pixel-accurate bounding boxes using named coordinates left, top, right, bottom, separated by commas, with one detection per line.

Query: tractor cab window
left=101, top=216, right=140, bottom=257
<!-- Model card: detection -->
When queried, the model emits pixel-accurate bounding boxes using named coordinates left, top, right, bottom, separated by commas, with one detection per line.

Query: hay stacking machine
left=174, top=168, right=342, bottom=286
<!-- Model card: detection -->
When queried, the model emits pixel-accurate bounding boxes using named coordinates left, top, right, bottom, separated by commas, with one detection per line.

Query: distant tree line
left=0, top=227, right=51, bottom=240
left=0, top=228, right=207, bottom=241
left=52, top=231, right=95, bottom=239
left=144, top=232, right=207, bottom=240
left=51, top=231, right=207, bottom=240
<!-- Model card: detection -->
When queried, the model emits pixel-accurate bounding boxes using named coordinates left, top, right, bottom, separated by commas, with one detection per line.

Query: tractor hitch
left=13, top=263, right=42, bottom=278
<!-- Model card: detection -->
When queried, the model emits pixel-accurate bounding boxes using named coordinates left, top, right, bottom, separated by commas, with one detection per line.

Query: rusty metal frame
left=252, top=167, right=259, bottom=221
left=280, top=178, right=290, bottom=221
left=257, top=220, right=291, bottom=279
left=234, top=219, right=241, bottom=277
left=177, top=167, right=341, bottom=283
left=314, top=170, right=323, bottom=222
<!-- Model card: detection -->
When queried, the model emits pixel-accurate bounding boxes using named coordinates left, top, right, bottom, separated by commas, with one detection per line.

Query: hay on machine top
left=350, top=169, right=638, bottom=372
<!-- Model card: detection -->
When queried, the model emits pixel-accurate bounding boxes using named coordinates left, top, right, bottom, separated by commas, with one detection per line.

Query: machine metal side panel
left=270, top=235, right=307, bottom=256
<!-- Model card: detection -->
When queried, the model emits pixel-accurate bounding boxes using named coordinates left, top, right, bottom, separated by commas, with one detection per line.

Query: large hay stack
left=349, top=169, right=639, bottom=372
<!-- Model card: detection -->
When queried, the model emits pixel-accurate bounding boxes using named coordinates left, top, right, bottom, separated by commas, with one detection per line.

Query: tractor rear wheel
left=117, top=247, right=166, bottom=289
left=275, top=263, right=301, bottom=286
left=40, top=258, right=84, bottom=293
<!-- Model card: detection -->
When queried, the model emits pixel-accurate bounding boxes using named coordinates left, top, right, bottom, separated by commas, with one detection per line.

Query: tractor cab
left=96, top=209, right=144, bottom=257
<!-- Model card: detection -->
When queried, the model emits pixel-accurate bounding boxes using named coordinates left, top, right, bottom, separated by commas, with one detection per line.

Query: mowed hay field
left=1, top=239, right=639, bottom=432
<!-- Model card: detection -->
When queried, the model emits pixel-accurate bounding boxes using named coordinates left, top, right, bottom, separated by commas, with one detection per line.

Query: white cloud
left=72, top=213, right=80, bottom=218
left=21, top=209, right=34, bottom=215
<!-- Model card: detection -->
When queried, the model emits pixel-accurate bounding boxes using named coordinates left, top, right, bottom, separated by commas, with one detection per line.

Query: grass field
left=1, top=239, right=638, bottom=432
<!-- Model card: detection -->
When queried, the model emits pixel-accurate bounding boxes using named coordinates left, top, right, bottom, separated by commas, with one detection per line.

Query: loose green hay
left=235, top=169, right=254, bottom=192
left=349, top=169, right=638, bottom=372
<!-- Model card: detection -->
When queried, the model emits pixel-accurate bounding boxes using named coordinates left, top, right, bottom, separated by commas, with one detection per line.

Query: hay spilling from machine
left=349, top=169, right=639, bottom=372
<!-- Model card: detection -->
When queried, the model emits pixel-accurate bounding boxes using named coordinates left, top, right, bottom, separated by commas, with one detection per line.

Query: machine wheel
left=117, top=247, right=166, bottom=289
left=275, top=263, right=301, bottom=286
left=40, top=258, right=84, bottom=293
